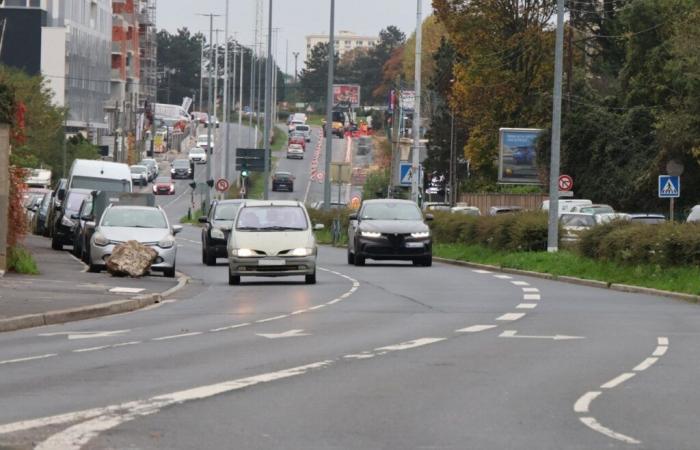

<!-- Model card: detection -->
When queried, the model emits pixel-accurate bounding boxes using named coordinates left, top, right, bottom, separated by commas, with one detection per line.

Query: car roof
left=213, top=199, right=245, bottom=205
left=130, top=165, right=147, bottom=168
left=172, top=159, right=189, bottom=164
left=560, top=212, right=594, bottom=217
left=243, top=200, right=301, bottom=207
left=274, top=171, right=292, bottom=175
left=108, top=205, right=162, bottom=211
left=363, top=199, right=418, bottom=205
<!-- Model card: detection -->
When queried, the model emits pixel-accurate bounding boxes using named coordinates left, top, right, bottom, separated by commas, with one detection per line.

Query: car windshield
left=236, top=206, right=308, bottom=231
left=173, top=160, right=189, bottom=168
left=275, top=173, right=291, bottom=180
left=295, top=126, right=309, bottom=131
left=66, top=192, right=90, bottom=213
left=561, top=215, right=596, bottom=227
left=156, top=177, right=172, bottom=184
left=190, top=148, right=205, bottom=154
left=80, top=200, right=93, bottom=216
left=361, top=202, right=423, bottom=221
left=214, top=203, right=241, bottom=220
left=101, top=208, right=168, bottom=228
left=581, top=206, right=614, bottom=214
left=131, top=166, right=146, bottom=173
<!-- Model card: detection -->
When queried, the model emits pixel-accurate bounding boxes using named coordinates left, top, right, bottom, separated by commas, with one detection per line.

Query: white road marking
left=344, top=353, right=375, bottom=359
left=472, top=269, right=492, bottom=274
left=209, top=323, right=250, bottom=332
left=255, top=315, right=288, bottom=323
left=256, top=329, right=310, bottom=339
left=290, top=309, right=307, bottom=315
left=600, top=372, right=636, bottom=389
left=327, top=298, right=341, bottom=305
left=73, top=346, right=110, bottom=353
left=494, top=274, right=512, bottom=279
left=0, top=353, right=57, bottom=365
left=152, top=332, right=202, bottom=341
left=511, top=281, right=529, bottom=286
left=30, top=360, right=334, bottom=450
left=522, top=287, right=539, bottom=292
left=111, top=341, right=140, bottom=348
left=108, top=287, right=145, bottom=294
left=375, top=337, right=446, bottom=352
left=499, top=330, right=584, bottom=340
left=516, top=303, right=538, bottom=309
left=658, top=337, right=669, bottom=346
left=523, top=294, right=541, bottom=301
left=633, top=357, right=658, bottom=372
left=574, top=391, right=601, bottom=413
left=496, top=313, right=526, bottom=321
left=456, top=324, right=498, bottom=333
left=309, top=304, right=326, bottom=310
left=579, top=417, right=641, bottom=445
left=39, top=330, right=131, bottom=340
left=652, top=346, right=668, bottom=357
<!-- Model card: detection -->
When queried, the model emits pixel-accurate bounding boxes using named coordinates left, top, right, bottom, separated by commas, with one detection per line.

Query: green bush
left=8, top=246, right=39, bottom=275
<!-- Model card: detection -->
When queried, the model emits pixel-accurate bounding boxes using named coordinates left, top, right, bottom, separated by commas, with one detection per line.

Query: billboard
left=498, top=128, right=543, bottom=184
left=333, top=84, right=361, bottom=108
left=399, top=90, right=415, bottom=111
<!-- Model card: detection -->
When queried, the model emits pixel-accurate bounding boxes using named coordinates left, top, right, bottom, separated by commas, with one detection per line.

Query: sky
left=157, top=0, right=434, bottom=75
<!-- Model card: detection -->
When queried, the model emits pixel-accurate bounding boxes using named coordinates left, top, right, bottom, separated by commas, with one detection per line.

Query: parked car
left=594, top=212, right=630, bottom=224
left=46, top=178, right=68, bottom=238
left=542, top=199, right=593, bottom=215
left=32, top=192, right=52, bottom=236
left=226, top=200, right=320, bottom=285
left=628, top=213, right=666, bottom=224
left=560, top=212, right=596, bottom=243
left=25, top=169, right=52, bottom=189
left=573, top=204, right=614, bottom=215
left=423, top=202, right=451, bottom=212
left=199, top=199, right=245, bottom=266
left=294, top=124, right=312, bottom=142
left=153, top=176, right=175, bottom=195
left=272, top=171, right=294, bottom=192
left=51, top=188, right=92, bottom=250
left=23, top=192, right=45, bottom=225
left=686, top=205, right=700, bottom=223
left=88, top=205, right=181, bottom=277
left=68, top=159, right=132, bottom=192
left=171, top=159, right=193, bottom=179
left=347, top=199, right=433, bottom=267
left=188, top=147, right=207, bottom=164
left=71, top=197, right=94, bottom=258
left=138, top=159, right=159, bottom=181
left=451, top=206, right=481, bottom=216
left=288, top=133, right=306, bottom=150
left=130, top=165, right=149, bottom=186
left=489, top=206, right=523, bottom=215
left=287, top=143, right=304, bottom=159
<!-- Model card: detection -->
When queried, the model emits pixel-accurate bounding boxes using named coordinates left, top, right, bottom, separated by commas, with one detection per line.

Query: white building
left=305, top=30, right=379, bottom=59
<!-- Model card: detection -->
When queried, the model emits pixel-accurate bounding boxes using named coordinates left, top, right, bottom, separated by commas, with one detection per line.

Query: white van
left=541, top=199, right=592, bottom=215
left=68, top=159, right=132, bottom=193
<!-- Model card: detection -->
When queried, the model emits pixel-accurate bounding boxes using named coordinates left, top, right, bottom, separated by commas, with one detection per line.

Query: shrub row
left=578, top=221, right=700, bottom=266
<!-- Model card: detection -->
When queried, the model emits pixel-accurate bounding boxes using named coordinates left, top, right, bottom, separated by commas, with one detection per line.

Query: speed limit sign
left=215, top=178, right=230, bottom=193
left=558, top=175, right=573, bottom=192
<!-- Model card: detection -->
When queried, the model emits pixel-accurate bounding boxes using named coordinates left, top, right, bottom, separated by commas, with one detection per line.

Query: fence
left=458, top=193, right=548, bottom=215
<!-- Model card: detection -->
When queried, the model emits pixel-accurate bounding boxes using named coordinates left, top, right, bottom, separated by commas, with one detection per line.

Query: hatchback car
left=51, top=188, right=92, bottom=251
left=170, top=159, right=193, bottom=179
left=153, top=176, right=175, bottom=195
left=130, top=165, right=149, bottom=186
left=88, top=205, right=181, bottom=277
left=189, top=147, right=207, bottom=164
left=196, top=134, right=214, bottom=151
left=272, top=172, right=294, bottom=192
left=138, top=159, right=159, bottom=181
left=347, top=199, right=433, bottom=266
left=287, top=143, right=304, bottom=159
left=32, top=192, right=52, bottom=236
left=200, top=199, right=244, bottom=266
left=294, top=124, right=312, bottom=142
left=227, top=201, right=321, bottom=285
left=71, top=197, right=94, bottom=258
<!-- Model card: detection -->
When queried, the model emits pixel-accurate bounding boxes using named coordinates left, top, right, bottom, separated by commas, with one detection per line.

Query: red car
left=153, top=176, right=175, bottom=195
left=288, top=135, right=306, bottom=151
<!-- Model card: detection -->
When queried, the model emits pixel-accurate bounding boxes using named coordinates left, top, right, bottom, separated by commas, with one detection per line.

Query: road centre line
left=209, top=323, right=250, bottom=332
left=309, top=305, right=326, bottom=310
left=523, top=294, right=541, bottom=300
left=658, top=337, right=668, bottom=346
left=516, top=303, right=538, bottom=309
left=633, top=357, right=658, bottom=372
left=652, top=345, right=668, bottom=357
left=579, top=417, right=641, bottom=445
left=496, top=313, right=526, bottom=321
left=152, top=332, right=202, bottom=341
left=0, top=354, right=56, bottom=365
left=522, top=287, right=539, bottom=292
left=511, top=281, right=530, bottom=286
left=574, top=391, right=601, bottom=413
left=375, top=338, right=446, bottom=352
left=72, top=341, right=141, bottom=353
left=472, top=269, right=492, bottom=274
left=255, top=315, right=288, bottom=323
left=290, top=309, right=307, bottom=315
left=494, top=274, right=512, bottom=279
left=600, top=372, right=636, bottom=389
left=456, top=324, right=498, bottom=333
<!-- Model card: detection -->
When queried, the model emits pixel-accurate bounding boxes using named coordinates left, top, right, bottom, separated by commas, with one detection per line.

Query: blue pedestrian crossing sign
left=658, top=175, right=680, bottom=198
left=399, top=163, right=413, bottom=186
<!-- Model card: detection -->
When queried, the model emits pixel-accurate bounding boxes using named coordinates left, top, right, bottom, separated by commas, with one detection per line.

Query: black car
left=271, top=172, right=294, bottom=192
left=199, top=199, right=244, bottom=265
left=347, top=199, right=433, bottom=266
left=51, top=188, right=92, bottom=250
left=71, top=197, right=94, bottom=258
left=171, top=159, right=193, bottom=179
left=32, top=192, right=52, bottom=236
left=46, top=178, right=68, bottom=238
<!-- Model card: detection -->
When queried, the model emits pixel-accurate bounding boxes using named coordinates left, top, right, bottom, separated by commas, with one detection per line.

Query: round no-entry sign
left=215, top=178, right=230, bottom=193
left=558, top=175, right=573, bottom=191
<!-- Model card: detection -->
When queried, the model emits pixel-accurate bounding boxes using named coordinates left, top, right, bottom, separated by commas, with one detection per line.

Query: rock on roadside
left=106, top=240, right=158, bottom=277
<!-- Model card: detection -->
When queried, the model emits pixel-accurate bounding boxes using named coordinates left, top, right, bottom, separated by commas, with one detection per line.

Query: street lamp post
left=411, top=0, right=423, bottom=204
left=223, top=0, right=230, bottom=186
left=262, top=0, right=273, bottom=200
left=293, top=51, right=299, bottom=83
left=323, top=0, right=335, bottom=211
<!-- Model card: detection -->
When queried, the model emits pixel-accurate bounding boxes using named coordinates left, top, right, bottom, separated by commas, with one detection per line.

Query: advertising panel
left=498, top=128, right=543, bottom=184
left=399, top=90, right=415, bottom=111
left=333, top=84, right=361, bottom=108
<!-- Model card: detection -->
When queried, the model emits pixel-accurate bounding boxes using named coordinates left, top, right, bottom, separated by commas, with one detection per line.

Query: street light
left=293, top=51, right=299, bottom=83
left=411, top=0, right=423, bottom=205
left=323, top=0, right=335, bottom=211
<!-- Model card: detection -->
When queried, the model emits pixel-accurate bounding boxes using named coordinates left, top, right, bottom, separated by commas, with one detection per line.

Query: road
left=0, top=123, right=699, bottom=449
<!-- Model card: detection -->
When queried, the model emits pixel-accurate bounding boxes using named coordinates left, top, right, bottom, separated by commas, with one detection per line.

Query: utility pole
left=238, top=44, right=244, bottom=149
left=323, top=0, right=335, bottom=210
left=197, top=13, right=220, bottom=212
left=249, top=43, right=255, bottom=147
left=199, top=36, right=205, bottom=111
left=223, top=0, right=230, bottom=184
left=293, top=52, right=299, bottom=83
left=547, top=0, right=565, bottom=252
left=263, top=0, right=273, bottom=199
left=449, top=108, right=455, bottom=206
left=213, top=29, right=222, bottom=122
left=411, top=0, right=422, bottom=204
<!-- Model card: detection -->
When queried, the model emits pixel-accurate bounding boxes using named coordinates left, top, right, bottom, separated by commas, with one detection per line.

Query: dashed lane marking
left=255, top=315, right=288, bottom=323
left=522, top=287, right=539, bottom=293
left=0, top=354, right=57, bottom=365
left=456, top=324, right=498, bottom=333
left=574, top=391, right=601, bottom=413
left=523, top=294, right=541, bottom=301
left=209, top=323, right=250, bottom=332
left=152, top=332, right=203, bottom=341
left=494, top=274, right=512, bottom=279
left=633, top=357, right=658, bottom=372
left=600, top=372, right=636, bottom=389
left=516, top=303, right=538, bottom=309
left=579, top=417, right=641, bottom=445
left=472, top=269, right=492, bottom=274
left=511, top=281, right=530, bottom=286
left=496, top=313, right=526, bottom=321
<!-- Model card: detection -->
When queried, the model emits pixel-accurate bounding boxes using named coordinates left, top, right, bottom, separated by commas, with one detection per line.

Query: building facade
left=305, top=30, right=379, bottom=59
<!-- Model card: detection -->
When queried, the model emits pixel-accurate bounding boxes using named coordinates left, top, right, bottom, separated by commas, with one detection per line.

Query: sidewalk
left=0, top=235, right=185, bottom=332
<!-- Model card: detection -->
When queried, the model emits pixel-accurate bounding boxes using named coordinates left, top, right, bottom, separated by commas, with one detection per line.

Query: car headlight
left=411, top=231, right=431, bottom=238
left=170, top=169, right=175, bottom=173
left=289, top=247, right=313, bottom=257
left=61, top=216, right=75, bottom=227
left=231, top=248, right=256, bottom=257
left=210, top=227, right=225, bottom=239
left=158, top=236, right=175, bottom=248
left=360, top=231, right=381, bottom=238
left=93, top=233, right=109, bottom=247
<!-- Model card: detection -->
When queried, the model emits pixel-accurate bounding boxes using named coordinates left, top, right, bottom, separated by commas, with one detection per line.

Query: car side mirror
left=314, top=223, right=325, bottom=230
left=425, top=214, right=434, bottom=221
left=198, top=216, right=208, bottom=224
left=70, top=213, right=80, bottom=220
left=348, top=213, right=358, bottom=221
left=86, top=221, right=96, bottom=229
left=172, top=225, right=183, bottom=235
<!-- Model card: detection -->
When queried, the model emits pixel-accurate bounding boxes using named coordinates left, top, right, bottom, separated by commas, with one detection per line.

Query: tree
left=298, top=42, right=339, bottom=104
left=157, top=28, right=206, bottom=104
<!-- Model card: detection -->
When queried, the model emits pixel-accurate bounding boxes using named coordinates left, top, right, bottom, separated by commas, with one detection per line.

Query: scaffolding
left=139, top=0, right=157, bottom=105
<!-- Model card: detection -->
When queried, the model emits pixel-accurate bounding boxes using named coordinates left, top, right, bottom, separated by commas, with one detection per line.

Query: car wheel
left=354, top=253, right=365, bottom=266
left=228, top=267, right=241, bottom=285
left=51, top=235, right=63, bottom=251
left=163, top=267, right=176, bottom=278
left=305, top=271, right=316, bottom=285
left=347, top=249, right=355, bottom=265
left=87, top=263, right=101, bottom=273
left=412, top=258, right=422, bottom=266
left=423, top=254, right=433, bottom=267
left=204, top=246, right=216, bottom=266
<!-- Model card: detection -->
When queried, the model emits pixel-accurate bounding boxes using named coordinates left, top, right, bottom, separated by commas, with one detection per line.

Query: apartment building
left=305, top=30, right=379, bottom=59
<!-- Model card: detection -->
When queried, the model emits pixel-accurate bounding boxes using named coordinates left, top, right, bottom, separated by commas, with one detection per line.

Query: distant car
left=310, top=201, right=346, bottom=210
left=139, top=159, right=159, bottom=181
left=294, top=124, right=312, bottom=142
left=272, top=171, right=294, bottom=192
left=573, top=204, right=614, bottom=215
left=287, top=143, right=304, bottom=159
left=288, top=120, right=305, bottom=134
left=560, top=212, right=597, bottom=243
left=451, top=206, right=481, bottom=216
left=489, top=206, right=523, bottom=215
left=347, top=199, right=433, bottom=267
left=32, top=192, right=52, bottom=236
left=199, top=199, right=245, bottom=266
left=542, top=199, right=593, bottom=215
left=51, top=188, right=92, bottom=250
left=71, top=197, right=94, bottom=258
left=288, top=134, right=306, bottom=150
left=153, top=176, right=175, bottom=195
left=188, top=147, right=207, bottom=164
left=192, top=111, right=208, bottom=124
left=594, top=212, right=630, bottom=225
left=23, top=192, right=45, bottom=225
left=170, top=159, right=193, bottom=179
left=130, top=165, right=149, bottom=186
left=88, top=205, right=181, bottom=277
left=226, top=200, right=320, bottom=285
left=628, top=213, right=666, bottom=225
left=196, top=134, right=214, bottom=151
left=46, top=178, right=68, bottom=238
left=423, top=202, right=451, bottom=212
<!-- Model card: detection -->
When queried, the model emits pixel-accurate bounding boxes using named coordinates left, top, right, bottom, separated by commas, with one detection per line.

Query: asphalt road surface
left=0, top=123, right=699, bottom=449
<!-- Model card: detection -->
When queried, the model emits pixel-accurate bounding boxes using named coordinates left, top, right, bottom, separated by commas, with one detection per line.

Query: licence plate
left=259, top=259, right=285, bottom=266
left=405, top=242, right=424, bottom=248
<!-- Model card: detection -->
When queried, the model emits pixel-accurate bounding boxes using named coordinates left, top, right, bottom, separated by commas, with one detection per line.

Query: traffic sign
left=235, top=148, right=265, bottom=172
left=399, top=163, right=413, bottom=186
left=215, top=178, right=230, bottom=193
left=659, top=175, right=680, bottom=198
left=558, top=175, right=573, bottom=191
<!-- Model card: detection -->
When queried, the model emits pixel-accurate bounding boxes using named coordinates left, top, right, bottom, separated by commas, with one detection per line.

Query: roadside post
left=659, top=175, right=680, bottom=221
left=0, top=124, right=9, bottom=273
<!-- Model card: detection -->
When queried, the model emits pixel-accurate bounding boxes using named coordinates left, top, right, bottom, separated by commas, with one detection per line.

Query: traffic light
left=241, top=164, right=249, bottom=178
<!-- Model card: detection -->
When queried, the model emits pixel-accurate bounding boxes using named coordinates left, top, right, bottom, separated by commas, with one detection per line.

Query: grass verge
left=180, top=208, right=204, bottom=225
left=434, top=243, right=700, bottom=296
left=8, top=246, right=39, bottom=275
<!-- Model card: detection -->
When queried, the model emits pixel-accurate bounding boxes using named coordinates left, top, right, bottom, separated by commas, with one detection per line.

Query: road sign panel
left=658, top=175, right=680, bottom=198
left=215, top=179, right=230, bottom=193
left=399, top=163, right=413, bottom=186
left=235, top=148, right=266, bottom=172
left=558, top=175, right=573, bottom=191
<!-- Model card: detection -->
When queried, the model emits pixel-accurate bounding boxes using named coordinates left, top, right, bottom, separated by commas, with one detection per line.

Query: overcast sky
left=157, top=0, right=434, bottom=74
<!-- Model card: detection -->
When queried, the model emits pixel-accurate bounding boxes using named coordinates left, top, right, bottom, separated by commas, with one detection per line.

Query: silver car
left=227, top=201, right=323, bottom=285
left=88, top=205, right=181, bottom=277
